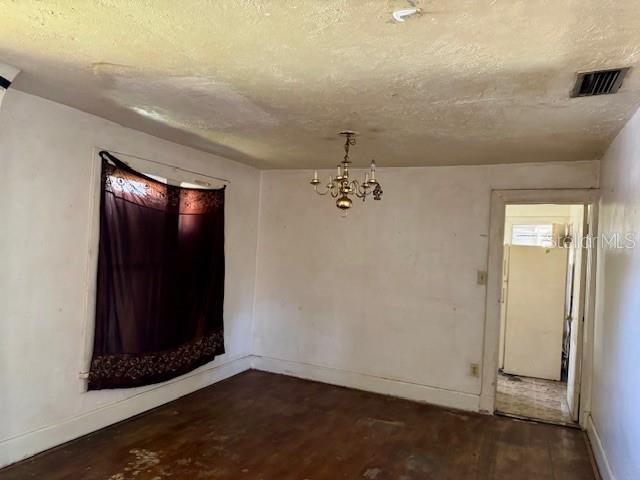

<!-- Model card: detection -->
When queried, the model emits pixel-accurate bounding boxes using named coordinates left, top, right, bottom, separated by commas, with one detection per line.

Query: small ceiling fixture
left=309, top=131, right=383, bottom=213
left=393, top=7, right=421, bottom=22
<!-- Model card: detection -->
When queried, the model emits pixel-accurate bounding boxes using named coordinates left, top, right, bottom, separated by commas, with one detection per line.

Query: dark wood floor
left=0, top=370, right=596, bottom=480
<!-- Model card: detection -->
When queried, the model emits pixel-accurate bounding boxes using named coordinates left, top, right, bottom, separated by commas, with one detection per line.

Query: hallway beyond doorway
left=496, top=372, right=575, bottom=426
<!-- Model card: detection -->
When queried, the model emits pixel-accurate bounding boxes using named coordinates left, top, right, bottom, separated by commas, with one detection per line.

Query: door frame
left=479, top=188, right=600, bottom=428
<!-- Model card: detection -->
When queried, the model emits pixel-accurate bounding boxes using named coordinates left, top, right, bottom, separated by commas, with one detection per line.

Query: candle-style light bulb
left=310, top=169, right=321, bottom=186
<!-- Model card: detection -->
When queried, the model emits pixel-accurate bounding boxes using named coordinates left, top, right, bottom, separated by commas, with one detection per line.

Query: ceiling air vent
left=571, top=68, right=630, bottom=97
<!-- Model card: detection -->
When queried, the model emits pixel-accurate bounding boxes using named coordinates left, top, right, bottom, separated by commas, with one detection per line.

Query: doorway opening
left=495, top=204, right=587, bottom=427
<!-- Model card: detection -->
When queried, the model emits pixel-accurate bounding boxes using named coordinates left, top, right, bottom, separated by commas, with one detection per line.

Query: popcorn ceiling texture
left=1, top=0, right=640, bottom=168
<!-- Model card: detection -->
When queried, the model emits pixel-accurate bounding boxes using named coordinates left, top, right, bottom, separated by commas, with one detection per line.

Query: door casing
left=480, top=189, right=599, bottom=429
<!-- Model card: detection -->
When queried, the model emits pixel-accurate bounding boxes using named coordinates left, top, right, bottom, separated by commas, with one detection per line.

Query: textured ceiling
left=2, top=1, right=640, bottom=169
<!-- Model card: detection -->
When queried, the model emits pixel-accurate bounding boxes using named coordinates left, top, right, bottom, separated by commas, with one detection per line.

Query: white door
left=566, top=206, right=588, bottom=420
left=503, top=245, right=568, bottom=380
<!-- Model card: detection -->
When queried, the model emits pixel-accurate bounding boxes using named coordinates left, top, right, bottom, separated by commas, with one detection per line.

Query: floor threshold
left=495, top=410, right=580, bottom=429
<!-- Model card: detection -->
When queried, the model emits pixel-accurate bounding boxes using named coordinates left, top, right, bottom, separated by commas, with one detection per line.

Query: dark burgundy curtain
left=88, top=151, right=225, bottom=390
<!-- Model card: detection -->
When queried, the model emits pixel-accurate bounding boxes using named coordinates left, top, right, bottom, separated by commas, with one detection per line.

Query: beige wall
left=0, top=90, right=260, bottom=467
left=252, top=161, right=599, bottom=411
left=590, top=106, right=640, bottom=480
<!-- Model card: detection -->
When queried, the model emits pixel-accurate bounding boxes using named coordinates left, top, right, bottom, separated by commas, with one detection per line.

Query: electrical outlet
left=470, top=363, right=480, bottom=377
left=477, top=270, right=487, bottom=285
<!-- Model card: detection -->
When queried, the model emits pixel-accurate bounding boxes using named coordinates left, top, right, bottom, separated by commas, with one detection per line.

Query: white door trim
left=479, top=188, right=600, bottom=429
left=567, top=206, right=590, bottom=421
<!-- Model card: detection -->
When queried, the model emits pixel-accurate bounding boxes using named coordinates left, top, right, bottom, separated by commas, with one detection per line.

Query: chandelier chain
left=344, top=134, right=355, bottom=163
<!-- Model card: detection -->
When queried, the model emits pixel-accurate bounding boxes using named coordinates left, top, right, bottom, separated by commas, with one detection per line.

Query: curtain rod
left=99, top=148, right=231, bottom=185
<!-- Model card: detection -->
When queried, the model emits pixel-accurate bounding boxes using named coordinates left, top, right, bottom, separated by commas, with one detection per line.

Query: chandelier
left=309, top=131, right=383, bottom=212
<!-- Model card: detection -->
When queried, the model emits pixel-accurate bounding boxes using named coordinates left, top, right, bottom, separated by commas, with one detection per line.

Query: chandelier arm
left=351, top=180, right=371, bottom=198
left=351, top=180, right=365, bottom=198
left=313, top=184, right=332, bottom=196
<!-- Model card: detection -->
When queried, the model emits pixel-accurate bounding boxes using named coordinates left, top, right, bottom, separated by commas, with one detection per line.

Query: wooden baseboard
left=0, top=355, right=251, bottom=469
left=250, top=355, right=480, bottom=412
left=585, top=413, right=615, bottom=480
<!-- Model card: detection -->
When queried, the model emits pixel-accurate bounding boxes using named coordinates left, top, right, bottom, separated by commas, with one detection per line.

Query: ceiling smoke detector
left=570, top=68, right=630, bottom=97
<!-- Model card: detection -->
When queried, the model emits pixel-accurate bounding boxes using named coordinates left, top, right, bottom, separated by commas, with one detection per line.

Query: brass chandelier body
left=309, top=131, right=383, bottom=211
